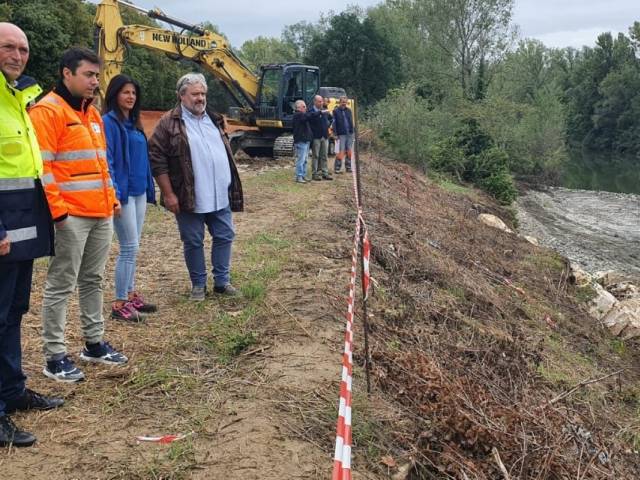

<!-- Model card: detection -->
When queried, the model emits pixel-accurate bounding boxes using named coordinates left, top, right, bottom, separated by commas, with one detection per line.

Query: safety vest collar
left=0, top=72, right=42, bottom=108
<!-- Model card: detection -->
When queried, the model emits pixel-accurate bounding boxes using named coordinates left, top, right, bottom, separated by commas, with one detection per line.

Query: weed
left=575, top=284, right=597, bottom=303
left=241, top=279, right=267, bottom=301
left=537, top=334, right=598, bottom=388
left=611, top=338, right=626, bottom=356
left=199, top=309, right=258, bottom=363
left=525, top=252, right=566, bottom=273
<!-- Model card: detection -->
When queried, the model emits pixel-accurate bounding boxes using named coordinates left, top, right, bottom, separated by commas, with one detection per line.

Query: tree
left=239, top=36, right=297, bottom=72
left=281, top=19, right=328, bottom=60
left=2, top=0, right=93, bottom=89
left=0, top=3, right=11, bottom=21
left=417, top=0, right=515, bottom=99
left=564, top=32, right=639, bottom=153
left=368, top=1, right=458, bottom=103
left=305, top=12, right=403, bottom=105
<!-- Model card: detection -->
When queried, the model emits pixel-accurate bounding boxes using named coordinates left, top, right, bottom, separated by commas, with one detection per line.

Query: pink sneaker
left=111, top=302, right=144, bottom=322
left=128, top=294, right=158, bottom=313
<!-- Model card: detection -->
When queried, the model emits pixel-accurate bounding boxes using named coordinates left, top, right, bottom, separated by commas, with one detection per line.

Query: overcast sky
left=102, top=0, right=637, bottom=49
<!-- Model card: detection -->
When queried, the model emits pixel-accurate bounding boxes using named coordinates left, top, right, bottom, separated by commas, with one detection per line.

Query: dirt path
left=1, top=160, right=375, bottom=479
left=517, top=187, right=640, bottom=278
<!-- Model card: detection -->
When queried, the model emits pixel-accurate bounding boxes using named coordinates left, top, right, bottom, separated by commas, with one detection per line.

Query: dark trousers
left=176, top=207, right=235, bottom=289
left=0, top=260, right=32, bottom=416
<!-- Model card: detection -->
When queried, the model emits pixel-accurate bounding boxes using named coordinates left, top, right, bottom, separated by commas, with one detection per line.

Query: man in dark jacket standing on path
left=0, top=22, right=63, bottom=448
left=333, top=96, right=354, bottom=174
left=309, top=95, right=333, bottom=181
left=291, top=99, right=321, bottom=183
left=149, top=73, right=243, bottom=301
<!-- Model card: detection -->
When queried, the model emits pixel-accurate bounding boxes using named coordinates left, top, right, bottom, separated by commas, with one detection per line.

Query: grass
left=537, top=334, right=599, bottom=387
left=611, top=338, right=627, bottom=356
left=525, top=251, right=566, bottom=273
left=201, top=308, right=258, bottom=363
left=244, top=168, right=297, bottom=192
left=429, top=171, right=477, bottom=197
left=185, top=231, right=294, bottom=363
left=575, top=283, right=598, bottom=303
left=134, top=437, right=198, bottom=480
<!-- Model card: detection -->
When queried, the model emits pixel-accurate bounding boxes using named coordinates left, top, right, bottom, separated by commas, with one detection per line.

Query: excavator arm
left=94, top=0, right=259, bottom=109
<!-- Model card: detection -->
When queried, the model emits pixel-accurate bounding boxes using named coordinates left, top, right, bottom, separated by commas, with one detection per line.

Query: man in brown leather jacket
left=149, top=73, right=243, bottom=301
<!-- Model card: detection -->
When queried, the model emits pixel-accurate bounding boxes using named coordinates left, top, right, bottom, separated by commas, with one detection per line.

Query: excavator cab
left=255, top=64, right=320, bottom=129
left=94, top=0, right=322, bottom=157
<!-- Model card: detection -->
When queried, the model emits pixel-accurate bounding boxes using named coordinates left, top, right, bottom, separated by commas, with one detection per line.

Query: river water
left=516, top=152, right=640, bottom=279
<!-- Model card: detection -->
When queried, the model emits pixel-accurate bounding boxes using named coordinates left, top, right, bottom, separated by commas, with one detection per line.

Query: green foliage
left=4, top=0, right=93, bottom=90
left=477, top=165, right=518, bottom=205
left=281, top=20, right=326, bottom=59
left=450, top=121, right=517, bottom=204
left=563, top=31, right=640, bottom=157
left=367, top=1, right=458, bottom=102
left=239, top=36, right=298, bottom=72
left=306, top=12, right=403, bottom=105
left=0, top=3, right=11, bottom=21
left=367, top=86, right=517, bottom=203
left=415, top=0, right=515, bottom=98
left=367, top=85, right=459, bottom=168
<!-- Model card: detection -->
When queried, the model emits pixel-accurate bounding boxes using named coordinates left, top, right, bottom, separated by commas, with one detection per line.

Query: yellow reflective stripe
left=0, top=177, right=35, bottom=191
left=40, top=150, right=55, bottom=161
left=54, top=149, right=107, bottom=162
left=6, top=226, right=37, bottom=243
left=41, top=173, right=55, bottom=185
left=58, top=179, right=106, bottom=192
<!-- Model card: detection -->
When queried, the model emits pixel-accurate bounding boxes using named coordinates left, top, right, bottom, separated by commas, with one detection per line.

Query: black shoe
left=322, top=175, right=333, bottom=180
left=4, top=389, right=64, bottom=414
left=0, top=415, right=36, bottom=448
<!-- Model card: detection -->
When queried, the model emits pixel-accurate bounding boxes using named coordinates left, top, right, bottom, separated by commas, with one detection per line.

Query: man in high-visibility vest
left=30, top=47, right=128, bottom=383
left=0, top=22, right=63, bottom=448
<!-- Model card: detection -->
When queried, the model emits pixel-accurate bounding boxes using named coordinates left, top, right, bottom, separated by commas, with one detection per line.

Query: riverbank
left=517, top=186, right=640, bottom=279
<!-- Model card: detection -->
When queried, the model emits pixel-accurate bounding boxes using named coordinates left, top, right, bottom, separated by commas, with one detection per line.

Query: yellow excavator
left=94, top=0, right=321, bottom=157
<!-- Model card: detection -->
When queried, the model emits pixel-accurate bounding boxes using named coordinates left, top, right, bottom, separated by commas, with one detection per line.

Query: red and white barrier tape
left=332, top=212, right=359, bottom=480
left=362, top=229, right=371, bottom=300
left=333, top=154, right=373, bottom=479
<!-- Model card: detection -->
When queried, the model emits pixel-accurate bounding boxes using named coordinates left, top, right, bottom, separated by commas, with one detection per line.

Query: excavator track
left=273, top=134, right=295, bottom=158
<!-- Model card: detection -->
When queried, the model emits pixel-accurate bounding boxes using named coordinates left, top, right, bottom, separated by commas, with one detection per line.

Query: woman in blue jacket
left=103, top=75, right=157, bottom=321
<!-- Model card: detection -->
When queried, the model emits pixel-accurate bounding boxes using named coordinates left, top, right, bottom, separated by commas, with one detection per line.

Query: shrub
left=366, top=84, right=459, bottom=170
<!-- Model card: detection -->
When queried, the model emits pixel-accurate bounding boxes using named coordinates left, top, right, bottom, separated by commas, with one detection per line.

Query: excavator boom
left=94, top=0, right=259, bottom=108
left=94, top=0, right=323, bottom=158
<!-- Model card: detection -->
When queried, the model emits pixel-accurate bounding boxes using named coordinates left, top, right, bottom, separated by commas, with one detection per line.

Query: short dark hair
left=59, top=47, right=101, bottom=77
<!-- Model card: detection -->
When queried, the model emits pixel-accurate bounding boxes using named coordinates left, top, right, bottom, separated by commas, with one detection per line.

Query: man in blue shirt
left=149, top=73, right=244, bottom=301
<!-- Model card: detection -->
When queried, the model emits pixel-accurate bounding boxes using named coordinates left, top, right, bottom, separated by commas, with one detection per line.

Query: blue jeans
left=176, top=206, right=235, bottom=288
left=0, top=260, right=32, bottom=416
left=113, top=194, right=147, bottom=300
left=294, top=142, right=310, bottom=179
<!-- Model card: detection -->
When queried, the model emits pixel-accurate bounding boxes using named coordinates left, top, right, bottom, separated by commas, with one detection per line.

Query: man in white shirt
left=149, top=73, right=244, bottom=301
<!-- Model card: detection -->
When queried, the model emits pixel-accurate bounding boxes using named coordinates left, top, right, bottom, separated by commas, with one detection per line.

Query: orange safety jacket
left=29, top=88, right=118, bottom=221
